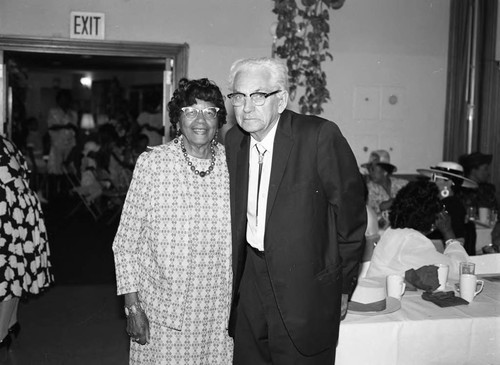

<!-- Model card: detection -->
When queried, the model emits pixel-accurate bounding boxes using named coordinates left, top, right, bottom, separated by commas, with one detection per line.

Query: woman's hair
left=389, top=180, right=442, bottom=233
left=227, top=57, right=289, bottom=93
left=168, top=78, right=227, bottom=129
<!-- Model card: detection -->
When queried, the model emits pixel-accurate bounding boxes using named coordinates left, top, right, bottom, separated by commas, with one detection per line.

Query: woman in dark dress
left=0, top=135, right=53, bottom=351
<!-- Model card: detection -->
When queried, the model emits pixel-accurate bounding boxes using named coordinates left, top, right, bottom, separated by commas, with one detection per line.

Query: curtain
left=443, top=0, right=486, bottom=160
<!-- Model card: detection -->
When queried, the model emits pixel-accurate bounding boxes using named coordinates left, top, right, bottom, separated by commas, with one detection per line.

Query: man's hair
left=228, top=57, right=289, bottom=92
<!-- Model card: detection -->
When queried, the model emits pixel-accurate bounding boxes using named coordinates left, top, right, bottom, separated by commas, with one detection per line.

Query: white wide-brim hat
left=417, top=161, right=478, bottom=189
left=348, top=278, right=401, bottom=316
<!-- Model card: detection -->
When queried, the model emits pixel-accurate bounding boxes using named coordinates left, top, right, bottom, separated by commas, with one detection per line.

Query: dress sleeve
left=112, top=152, right=152, bottom=295
left=317, top=121, right=367, bottom=296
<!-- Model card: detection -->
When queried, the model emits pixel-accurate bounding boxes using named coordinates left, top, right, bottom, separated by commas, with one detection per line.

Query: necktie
left=255, top=144, right=267, bottom=226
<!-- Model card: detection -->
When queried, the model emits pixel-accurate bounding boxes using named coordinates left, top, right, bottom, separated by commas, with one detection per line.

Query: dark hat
left=459, top=152, right=493, bottom=171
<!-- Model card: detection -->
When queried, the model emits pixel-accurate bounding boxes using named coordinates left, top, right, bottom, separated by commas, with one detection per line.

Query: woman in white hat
left=363, top=150, right=408, bottom=229
left=417, top=161, right=478, bottom=253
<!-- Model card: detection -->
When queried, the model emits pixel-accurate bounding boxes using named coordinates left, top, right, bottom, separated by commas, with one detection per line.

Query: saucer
left=348, top=297, right=401, bottom=316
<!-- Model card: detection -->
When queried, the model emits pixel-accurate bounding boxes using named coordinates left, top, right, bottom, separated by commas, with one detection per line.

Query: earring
left=212, top=131, right=219, bottom=146
left=440, top=186, right=450, bottom=198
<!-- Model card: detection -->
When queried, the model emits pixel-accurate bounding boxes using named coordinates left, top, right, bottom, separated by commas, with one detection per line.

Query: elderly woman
left=366, top=180, right=469, bottom=281
left=363, top=150, right=408, bottom=229
left=113, top=78, right=233, bottom=364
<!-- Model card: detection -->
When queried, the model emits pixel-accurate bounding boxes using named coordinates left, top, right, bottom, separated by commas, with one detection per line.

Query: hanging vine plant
left=272, top=0, right=345, bottom=115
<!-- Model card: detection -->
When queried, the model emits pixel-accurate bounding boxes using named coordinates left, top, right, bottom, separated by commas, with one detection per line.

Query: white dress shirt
left=246, top=122, right=279, bottom=251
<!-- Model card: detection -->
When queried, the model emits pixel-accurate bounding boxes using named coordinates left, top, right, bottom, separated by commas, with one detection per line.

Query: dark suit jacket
left=225, top=109, right=367, bottom=356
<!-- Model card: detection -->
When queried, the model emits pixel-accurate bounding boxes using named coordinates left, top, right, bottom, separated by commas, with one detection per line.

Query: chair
left=62, top=166, right=103, bottom=221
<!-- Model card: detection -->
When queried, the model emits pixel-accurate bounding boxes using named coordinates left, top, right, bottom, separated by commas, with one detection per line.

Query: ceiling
left=5, top=51, right=166, bottom=72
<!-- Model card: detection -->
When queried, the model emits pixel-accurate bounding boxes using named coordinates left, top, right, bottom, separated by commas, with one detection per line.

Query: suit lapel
left=266, top=111, right=294, bottom=224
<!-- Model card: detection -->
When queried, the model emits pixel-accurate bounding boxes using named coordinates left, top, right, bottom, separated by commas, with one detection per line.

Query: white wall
left=0, top=0, right=450, bottom=173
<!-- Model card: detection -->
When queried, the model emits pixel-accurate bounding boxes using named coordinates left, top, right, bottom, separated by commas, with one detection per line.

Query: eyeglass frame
left=227, top=90, right=281, bottom=106
left=180, top=106, right=220, bottom=121
left=430, top=173, right=454, bottom=185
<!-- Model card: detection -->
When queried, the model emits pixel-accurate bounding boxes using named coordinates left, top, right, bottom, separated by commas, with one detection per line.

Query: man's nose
left=243, top=96, right=254, bottom=112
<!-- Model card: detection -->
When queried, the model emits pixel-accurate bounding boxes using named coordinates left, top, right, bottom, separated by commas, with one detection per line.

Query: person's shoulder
left=136, top=143, right=172, bottom=163
left=225, top=124, right=246, bottom=145
left=215, top=143, right=226, bottom=157
left=286, top=109, right=337, bottom=126
left=392, top=176, right=409, bottom=186
left=284, top=110, right=342, bottom=139
left=479, top=182, right=496, bottom=191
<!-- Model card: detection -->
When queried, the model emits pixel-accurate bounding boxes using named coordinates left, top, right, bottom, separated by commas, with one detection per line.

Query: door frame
left=0, top=35, right=189, bottom=137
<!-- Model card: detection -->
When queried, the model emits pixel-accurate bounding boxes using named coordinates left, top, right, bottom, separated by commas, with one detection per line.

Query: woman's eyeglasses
left=430, top=173, right=454, bottom=185
left=181, top=107, right=220, bottom=121
left=227, top=90, right=281, bottom=106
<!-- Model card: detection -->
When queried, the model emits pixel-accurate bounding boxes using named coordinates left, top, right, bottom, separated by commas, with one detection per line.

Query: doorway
left=0, top=36, right=188, bottom=284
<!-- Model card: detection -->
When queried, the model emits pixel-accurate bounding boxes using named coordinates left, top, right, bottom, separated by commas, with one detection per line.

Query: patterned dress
left=0, top=136, right=52, bottom=302
left=113, top=137, right=233, bottom=365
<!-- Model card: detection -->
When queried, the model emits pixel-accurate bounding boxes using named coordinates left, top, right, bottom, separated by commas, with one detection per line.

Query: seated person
left=131, top=133, right=150, bottom=166
left=484, top=220, right=500, bottom=254
left=73, top=140, right=103, bottom=203
left=362, top=150, right=408, bottom=229
left=95, top=123, right=133, bottom=192
left=365, top=180, right=469, bottom=281
left=459, top=152, right=497, bottom=211
left=362, top=181, right=380, bottom=263
left=417, top=161, right=478, bottom=254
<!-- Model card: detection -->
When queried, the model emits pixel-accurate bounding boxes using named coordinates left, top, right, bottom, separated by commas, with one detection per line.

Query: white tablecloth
left=336, top=276, right=500, bottom=365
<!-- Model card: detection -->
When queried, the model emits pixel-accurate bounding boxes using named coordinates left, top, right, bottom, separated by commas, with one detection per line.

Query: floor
left=1, top=194, right=130, bottom=364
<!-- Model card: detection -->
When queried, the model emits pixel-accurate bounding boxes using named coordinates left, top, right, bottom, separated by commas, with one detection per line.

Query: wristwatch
left=124, top=301, right=143, bottom=317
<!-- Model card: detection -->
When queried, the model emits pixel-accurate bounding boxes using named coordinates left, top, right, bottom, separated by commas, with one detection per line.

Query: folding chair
left=62, top=166, right=103, bottom=221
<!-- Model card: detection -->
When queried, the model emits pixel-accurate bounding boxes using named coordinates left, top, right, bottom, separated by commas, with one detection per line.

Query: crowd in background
left=362, top=149, right=498, bottom=256
left=11, top=88, right=174, bottom=208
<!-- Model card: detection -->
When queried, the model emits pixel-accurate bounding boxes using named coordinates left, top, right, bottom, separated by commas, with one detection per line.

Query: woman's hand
left=435, top=210, right=455, bottom=241
left=127, top=309, right=150, bottom=345
left=124, top=292, right=150, bottom=345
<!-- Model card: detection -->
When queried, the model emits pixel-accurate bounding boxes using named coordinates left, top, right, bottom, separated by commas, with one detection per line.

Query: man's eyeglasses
left=227, top=90, right=281, bottom=106
left=181, top=107, right=220, bottom=121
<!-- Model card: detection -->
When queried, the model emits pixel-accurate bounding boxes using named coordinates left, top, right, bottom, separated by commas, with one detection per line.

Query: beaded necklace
left=175, top=137, right=216, bottom=177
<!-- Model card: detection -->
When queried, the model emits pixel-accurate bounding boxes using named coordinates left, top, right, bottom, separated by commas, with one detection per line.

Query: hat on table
left=361, top=150, right=397, bottom=174
left=348, top=278, right=401, bottom=315
left=416, top=161, right=478, bottom=189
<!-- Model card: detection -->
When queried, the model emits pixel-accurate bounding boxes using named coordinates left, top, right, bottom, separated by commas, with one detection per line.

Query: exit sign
left=70, top=12, right=105, bottom=40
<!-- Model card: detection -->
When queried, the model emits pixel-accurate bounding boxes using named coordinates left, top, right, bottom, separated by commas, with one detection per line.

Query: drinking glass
left=459, top=262, right=475, bottom=276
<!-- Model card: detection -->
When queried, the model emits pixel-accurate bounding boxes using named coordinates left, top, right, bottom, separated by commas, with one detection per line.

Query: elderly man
left=224, top=57, right=367, bottom=364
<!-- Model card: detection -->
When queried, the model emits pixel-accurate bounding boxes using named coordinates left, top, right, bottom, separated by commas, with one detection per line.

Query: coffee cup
left=386, top=274, right=406, bottom=300
left=458, top=274, right=484, bottom=303
left=459, top=262, right=475, bottom=276
left=435, top=264, right=449, bottom=291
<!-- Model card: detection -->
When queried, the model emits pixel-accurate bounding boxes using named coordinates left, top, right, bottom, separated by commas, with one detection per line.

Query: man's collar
left=250, top=116, right=280, bottom=151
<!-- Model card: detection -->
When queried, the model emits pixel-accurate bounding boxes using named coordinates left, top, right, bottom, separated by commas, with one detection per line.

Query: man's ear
left=278, top=91, right=289, bottom=113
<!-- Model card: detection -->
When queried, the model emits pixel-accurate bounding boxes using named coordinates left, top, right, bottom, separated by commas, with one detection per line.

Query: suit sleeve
left=317, top=121, right=367, bottom=296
